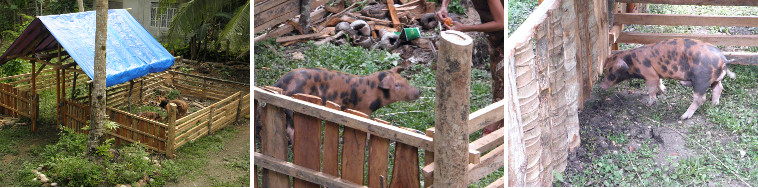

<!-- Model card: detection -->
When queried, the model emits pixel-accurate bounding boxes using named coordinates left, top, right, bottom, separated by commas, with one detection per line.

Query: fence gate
left=0, top=82, right=38, bottom=126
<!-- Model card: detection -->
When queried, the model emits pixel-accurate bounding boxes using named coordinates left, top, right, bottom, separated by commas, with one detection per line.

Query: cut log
left=315, top=31, right=346, bottom=45
left=433, top=30, right=473, bottom=187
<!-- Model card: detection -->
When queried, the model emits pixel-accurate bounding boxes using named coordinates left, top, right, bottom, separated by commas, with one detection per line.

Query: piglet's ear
left=379, top=75, right=395, bottom=89
left=614, top=59, right=629, bottom=73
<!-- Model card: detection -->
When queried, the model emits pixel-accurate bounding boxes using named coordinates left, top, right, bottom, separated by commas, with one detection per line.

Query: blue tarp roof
left=0, top=9, right=174, bottom=87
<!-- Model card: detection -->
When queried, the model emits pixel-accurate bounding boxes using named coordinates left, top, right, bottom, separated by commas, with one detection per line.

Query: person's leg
left=482, top=35, right=504, bottom=136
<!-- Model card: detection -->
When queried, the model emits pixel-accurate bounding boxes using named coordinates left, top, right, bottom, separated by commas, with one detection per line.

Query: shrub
left=23, top=127, right=159, bottom=186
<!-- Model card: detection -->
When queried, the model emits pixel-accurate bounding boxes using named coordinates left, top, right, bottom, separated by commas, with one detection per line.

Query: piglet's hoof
left=680, top=113, right=693, bottom=120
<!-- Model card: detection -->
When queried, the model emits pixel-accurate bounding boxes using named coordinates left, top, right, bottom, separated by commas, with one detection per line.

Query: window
left=150, top=2, right=177, bottom=28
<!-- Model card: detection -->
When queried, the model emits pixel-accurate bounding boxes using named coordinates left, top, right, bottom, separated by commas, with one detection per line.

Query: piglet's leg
left=680, top=92, right=706, bottom=119
left=711, top=81, right=723, bottom=106
left=680, top=80, right=692, bottom=86
left=658, top=78, right=666, bottom=94
left=645, top=79, right=660, bottom=106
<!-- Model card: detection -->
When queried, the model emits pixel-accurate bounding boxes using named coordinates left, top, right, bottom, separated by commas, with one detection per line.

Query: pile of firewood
left=274, top=0, right=440, bottom=51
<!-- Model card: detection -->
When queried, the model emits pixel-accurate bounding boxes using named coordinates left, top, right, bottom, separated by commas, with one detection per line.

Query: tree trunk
left=299, top=0, right=312, bottom=34
left=86, top=0, right=108, bottom=160
left=77, top=0, right=85, bottom=12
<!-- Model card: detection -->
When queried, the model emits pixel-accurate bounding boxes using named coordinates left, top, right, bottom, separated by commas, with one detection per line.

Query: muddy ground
left=557, top=75, right=757, bottom=186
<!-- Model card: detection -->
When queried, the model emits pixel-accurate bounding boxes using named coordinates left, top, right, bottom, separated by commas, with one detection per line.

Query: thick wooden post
left=31, top=60, right=36, bottom=132
left=166, top=103, right=177, bottom=158
left=434, top=30, right=473, bottom=187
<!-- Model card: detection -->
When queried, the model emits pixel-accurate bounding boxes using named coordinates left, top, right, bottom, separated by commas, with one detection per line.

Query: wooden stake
left=434, top=30, right=473, bottom=187
left=235, top=91, right=243, bottom=122
left=423, top=127, right=435, bottom=187
left=387, top=0, right=401, bottom=29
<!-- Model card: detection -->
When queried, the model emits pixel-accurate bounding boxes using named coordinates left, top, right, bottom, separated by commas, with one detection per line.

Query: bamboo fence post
left=166, top=103, right=177, bottom=158
left=208, top=106, right=215, bottom=135
left=433, top=30, right=473, bottom=187
left=235, top=91, right=243, bottom=122
left=71, top=72, right=78, bottom=100
left=139, top=80, right=144, bottom=103
left=127, top=80, right=134, bottom=112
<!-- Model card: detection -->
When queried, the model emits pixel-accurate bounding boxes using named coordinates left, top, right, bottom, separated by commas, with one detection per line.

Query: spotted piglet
left=273, top=64, right=422, bottom=141
left=600, top=38, right=736, bottom=119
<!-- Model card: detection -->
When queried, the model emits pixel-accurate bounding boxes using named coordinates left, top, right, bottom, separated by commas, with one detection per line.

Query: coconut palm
left=160, top=0, right=249, bottom=60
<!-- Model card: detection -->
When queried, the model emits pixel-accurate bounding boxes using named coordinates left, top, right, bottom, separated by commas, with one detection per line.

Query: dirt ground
left=166, top=120, right=250, bottom=187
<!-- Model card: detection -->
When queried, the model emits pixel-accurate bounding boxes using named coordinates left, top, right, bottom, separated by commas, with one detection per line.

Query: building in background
left=108, top=0, right=181, bottom=38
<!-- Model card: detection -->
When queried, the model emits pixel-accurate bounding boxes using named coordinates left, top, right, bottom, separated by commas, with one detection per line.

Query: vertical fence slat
left=260, top=88, right=290, bottom=188
left=549, top=3, right=570, bottom=174
left=561, top=0, right=582, bottom=152
left=292, top=94, right=322, bottom=188
left=535, top=17, right=556, bottom=186
left=369, top=118, right=391, bottom=188
left=515, top=31, right=542, bottom=186
left=340, top=109, right=369, bottom=185
left=423, top=127, right=435, bottom=187
left=322, top=101, right=341, bottom=177
left=389, top=142, right=421, bottom=188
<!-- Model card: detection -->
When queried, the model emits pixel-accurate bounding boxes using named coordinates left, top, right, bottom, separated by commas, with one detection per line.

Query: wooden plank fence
left=254, top=86, right=428, bottom=187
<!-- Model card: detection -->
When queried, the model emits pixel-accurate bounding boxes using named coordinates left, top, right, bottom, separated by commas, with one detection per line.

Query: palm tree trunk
left=77, top=0, right=85, bottom=12
left=86, top=0, right=108, bottom=160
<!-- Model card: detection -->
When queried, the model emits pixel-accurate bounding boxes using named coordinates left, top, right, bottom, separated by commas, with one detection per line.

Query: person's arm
left=446, top=0, right=504, bottom=33
left=436, top=0, right=452, bottom=21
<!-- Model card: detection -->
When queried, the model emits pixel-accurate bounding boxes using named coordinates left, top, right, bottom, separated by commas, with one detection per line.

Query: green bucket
left=399, top=27, right=421, bottom=41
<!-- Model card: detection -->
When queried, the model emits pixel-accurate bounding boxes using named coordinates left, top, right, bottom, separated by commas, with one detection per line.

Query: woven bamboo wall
left=508, top=0, right=609, bottom=186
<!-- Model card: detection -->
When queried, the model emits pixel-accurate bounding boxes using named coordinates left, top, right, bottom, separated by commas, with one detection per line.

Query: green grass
left=508, top=0, right=539, bottom=35
left=154, top=124, right=247, bottom=186
left=254, top=40, right=500, bottom=186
